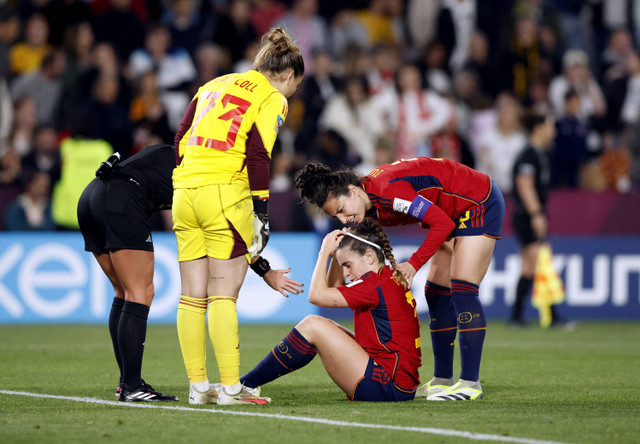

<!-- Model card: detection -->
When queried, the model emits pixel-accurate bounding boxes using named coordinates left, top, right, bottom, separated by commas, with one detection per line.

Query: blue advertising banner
left=0, top=232, right=318, bottom=324
left=0, top=232, right=638, bottom=323
left=377, top=233, right=640, bottom=321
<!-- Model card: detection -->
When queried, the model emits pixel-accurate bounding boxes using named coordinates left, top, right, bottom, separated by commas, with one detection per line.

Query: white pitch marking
left=0, top=390, right=570, bottom=444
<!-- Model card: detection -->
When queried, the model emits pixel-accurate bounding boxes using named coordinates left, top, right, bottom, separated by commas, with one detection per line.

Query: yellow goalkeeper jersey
left=173, top=70, right=288, bottom=200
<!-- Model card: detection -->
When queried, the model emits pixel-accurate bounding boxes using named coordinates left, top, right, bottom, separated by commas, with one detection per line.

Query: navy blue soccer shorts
left=452, top=180, right=505, bottom=239
left=350, top=358, right=415, bottom=402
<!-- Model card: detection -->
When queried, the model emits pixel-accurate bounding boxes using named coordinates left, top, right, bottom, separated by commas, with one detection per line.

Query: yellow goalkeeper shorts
left=172, top=183, right=253, bottom=262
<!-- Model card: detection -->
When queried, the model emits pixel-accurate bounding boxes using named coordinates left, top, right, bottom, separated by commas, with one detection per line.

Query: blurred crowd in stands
left=0, top=0, right=638, bottom=232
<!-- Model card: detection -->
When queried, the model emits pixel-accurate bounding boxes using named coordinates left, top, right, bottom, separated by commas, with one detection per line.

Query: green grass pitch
left=1, top=321, right=639, bottom=443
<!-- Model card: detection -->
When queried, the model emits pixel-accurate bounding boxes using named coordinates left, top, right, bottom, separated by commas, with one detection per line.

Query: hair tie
left=345, top=232, right=381, bottom=250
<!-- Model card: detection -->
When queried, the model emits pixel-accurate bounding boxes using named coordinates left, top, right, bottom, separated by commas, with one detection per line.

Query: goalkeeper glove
left=247, top=198, right=269, bottom=257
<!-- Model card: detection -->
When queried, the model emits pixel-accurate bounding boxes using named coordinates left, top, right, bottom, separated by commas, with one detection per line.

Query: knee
left=295, top=315, right=327, bottom=340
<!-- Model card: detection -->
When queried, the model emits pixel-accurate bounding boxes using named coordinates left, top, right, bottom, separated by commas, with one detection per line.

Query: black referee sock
left=118, top=301, right=150, bottom=392
left=108, top=297, right=125, bottom=383
left=511, top=277, right=533, bottom=322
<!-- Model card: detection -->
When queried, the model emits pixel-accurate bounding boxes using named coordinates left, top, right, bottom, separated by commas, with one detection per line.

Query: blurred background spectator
left=0, top=0, right=637, bottom=235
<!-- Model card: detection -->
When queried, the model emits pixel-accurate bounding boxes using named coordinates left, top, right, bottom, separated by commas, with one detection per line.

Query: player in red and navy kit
left=240, top=219, right=422, bottom=402
left=294, top=158, right=505, bottom=401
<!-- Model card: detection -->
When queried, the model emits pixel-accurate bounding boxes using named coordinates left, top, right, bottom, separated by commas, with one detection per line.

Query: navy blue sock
left=118, top=301, right=149, bottom=391
left=450, top=280, right=486, bottom=382
left=425, top=281, right=456, bottom=379
left=241, top=328, right=317, bottom=388
left=108, top=297, right=125, bottom=383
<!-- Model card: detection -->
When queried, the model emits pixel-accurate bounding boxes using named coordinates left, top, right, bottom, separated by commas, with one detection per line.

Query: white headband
left=345, top=232, right=381, bottom=250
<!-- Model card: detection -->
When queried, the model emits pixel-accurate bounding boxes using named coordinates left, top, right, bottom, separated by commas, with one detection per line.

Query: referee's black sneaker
left=119, top=380, right=178, bottom=402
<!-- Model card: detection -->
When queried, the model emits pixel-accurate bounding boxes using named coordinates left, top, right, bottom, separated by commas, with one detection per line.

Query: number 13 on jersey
left=187, top=92, right=251, bottom=151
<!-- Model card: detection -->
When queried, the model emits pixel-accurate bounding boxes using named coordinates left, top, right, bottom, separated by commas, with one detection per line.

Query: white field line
left=0, top=390, right=569, bottom=444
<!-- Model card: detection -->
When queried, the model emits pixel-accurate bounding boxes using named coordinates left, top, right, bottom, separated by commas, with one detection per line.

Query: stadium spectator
left=276, top=0, right=328, bottom=72
left=41, top=0, right=92, bottom=47
left=420, top=40, right=453, bottom=95
left=212, top=0, right=257, bottom=65
left=295, top=158, right=505, bottom=401
left=250, top=0, right=287, bottom=37
left=319, top=74, right=384, bottom=171
left=600, top=28, right=634, bottom=84
left=5, top=170, right=54, bottom=231
left=79, top=42, right=132, bottom=115
left=296, top=48, right=340, bottom=155
left=477, top=92, right=526, bottom=194
left=329, top=8, right=368, bottom=58
left=21, top=125, right=61, bottom=186
left=355, top=0, right=397, bottom=48
left=78, top=74, right=134, bottom=157
left=461, top=31, right=496, bottom=99
left=129, top=71, right=174, bottom=151
left=129, top=25, right=196, bottom=132
left=364, top=43, right=401, bottom=97
left=8, top=96, right=38, bottom=156
left=0, top=148, right=21, bottom=229
left=173, top=27, right=304, bottom=406
left=509, top=111, right=573, bottom=327
left=551, top=89, right=590, bottom=188
left=10, top=48, right=66, bottom=126
left=437, top=0, right=477, bottom=73
left=374, top=63, right=451, bottom=159
left=430, top=108, right=475, bottom=168
left=0, top=9, right=18, bottom=148
left=162, top=0, right=213, bottom=58
left=56, top=21, right=95, bottom=131
left=497, top=10, right=542, bottom=99
left=8, top=13, right=50, bottom=76
left=91, top=0, right=146, bottom=62
left=549, top=49, right=606, bottom=121
left=406, top=0, right=441, bottom=52
left=189, top=43, right=227, bottom=98
left=240, top=220, right=421, bottom=402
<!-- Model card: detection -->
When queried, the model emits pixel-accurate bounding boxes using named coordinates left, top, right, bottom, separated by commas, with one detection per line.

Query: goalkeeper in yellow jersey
left=172, top=27, right=304, bottom=405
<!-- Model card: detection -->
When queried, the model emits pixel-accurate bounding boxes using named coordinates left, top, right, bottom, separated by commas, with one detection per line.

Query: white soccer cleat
left=189, top=382, right=221, bottom=405
left=415, top=377, right=455, bottom=398
left=427, top=380, right=483, bottom=401
left=217, top=384, right=271, bottom=405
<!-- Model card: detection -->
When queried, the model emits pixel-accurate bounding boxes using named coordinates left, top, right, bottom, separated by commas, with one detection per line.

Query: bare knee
left=125, top=282, right=155, bottom=306
left=295, top=315, right=328, bottom=342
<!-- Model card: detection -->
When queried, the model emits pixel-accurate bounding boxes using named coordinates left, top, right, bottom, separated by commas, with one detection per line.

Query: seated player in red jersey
left=238, top=218, right=422, bottom=402
left=294, top=157, right=505, bottom=401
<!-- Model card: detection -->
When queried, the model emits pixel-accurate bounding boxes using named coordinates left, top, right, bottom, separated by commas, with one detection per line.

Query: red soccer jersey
left=337, top=266, right=422, bottom=393
left=361, top=157, right=492, bottom=270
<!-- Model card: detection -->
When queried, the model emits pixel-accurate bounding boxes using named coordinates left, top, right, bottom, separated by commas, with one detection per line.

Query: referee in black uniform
left=509, top=112, right=570, bottom=328
left=78, top=143, right=178, bottom=402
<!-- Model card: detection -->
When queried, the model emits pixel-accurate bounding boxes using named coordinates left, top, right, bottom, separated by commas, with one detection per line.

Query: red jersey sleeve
left=368, top=179, right=455, bottom=271
left=337, top=272, right=379, bottom=310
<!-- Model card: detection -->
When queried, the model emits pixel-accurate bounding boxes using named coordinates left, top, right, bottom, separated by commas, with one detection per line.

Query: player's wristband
left=250, top=256, right=271, bottom=277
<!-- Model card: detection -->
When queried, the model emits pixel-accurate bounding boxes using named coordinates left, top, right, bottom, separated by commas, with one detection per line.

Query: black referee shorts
left=512, top=210, right=541, bottom=247
left=77, top=176, right=154, bottom=254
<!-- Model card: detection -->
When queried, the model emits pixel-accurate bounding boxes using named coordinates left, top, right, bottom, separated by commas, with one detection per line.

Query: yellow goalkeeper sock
left=177, top=295, right=208, bottom=383
left=208, top=296, right=240, bottom=386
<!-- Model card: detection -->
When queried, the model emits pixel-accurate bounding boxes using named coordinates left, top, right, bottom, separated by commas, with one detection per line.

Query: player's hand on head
left=397, top=262, right=417, bottom=288
left=263, top=268, right=304, bottom=297
left=320, top=229, right=345, bottom=256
